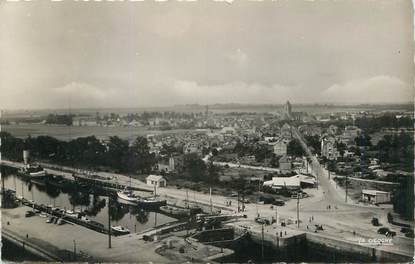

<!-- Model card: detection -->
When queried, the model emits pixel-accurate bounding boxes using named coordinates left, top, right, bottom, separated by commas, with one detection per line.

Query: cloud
left=321, top=76, right=413, bottom=103
left=51, top=82, right=117, bottom=108
left=170, top=80, right=304, bottom=104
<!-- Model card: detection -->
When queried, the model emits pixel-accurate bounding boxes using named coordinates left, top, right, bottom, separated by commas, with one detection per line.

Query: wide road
left=292, top=126, right=355, bottom=207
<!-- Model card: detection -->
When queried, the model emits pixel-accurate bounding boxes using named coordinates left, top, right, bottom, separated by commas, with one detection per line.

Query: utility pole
left=209, top=187, right=213, bottom=214
left=297, top=192, right=300, bottom=228
left=237, top=191, right=240, bottom=212
left=108, top=197, right=112, bottom=248
left=275, top=207, right=278, bottom=225
left=31, top=188, right=35, bottom=211
left=13, top=176, right=17, bottom=193
left=73, top=240, right=76, bottom=261
left=1, top=169, right=4, bottom=207
left=261, top=224, right=264, bottom=261
left=345, top=174, right=348, bottom=203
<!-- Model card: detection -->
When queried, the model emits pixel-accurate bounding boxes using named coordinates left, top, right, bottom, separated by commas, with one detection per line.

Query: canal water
left=1, top=239, right=46, bottom=262
left=2, top=172, right=177, bottom=233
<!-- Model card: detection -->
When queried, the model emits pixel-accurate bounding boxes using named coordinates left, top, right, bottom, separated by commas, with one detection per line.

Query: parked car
left=230, top=192, right=238, bottom=197
left=371, top=217, right=380, bottom=226
left=259, top=196, right=274, bottom=204
left=25, top=211, right=35, bottom=217
left=239, top=198, right=250, bottom=204
left=272, top=200, right=285, bottom=206
left=255, top=217, right=271, bottom=225
left=377, top=227, right=390, bottom=235
left=386, top=231, right=396, bottom=237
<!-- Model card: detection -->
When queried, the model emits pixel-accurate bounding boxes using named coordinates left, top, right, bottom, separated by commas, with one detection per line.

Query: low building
left=263, top=176, right=300, bottom=191
left=146, top=175, right=167, bottom=188
left=279, top=155, right=292, bottom=173
left=361, top=189, right=391, bottom=204
left=157, top=156, right=176, bottom=173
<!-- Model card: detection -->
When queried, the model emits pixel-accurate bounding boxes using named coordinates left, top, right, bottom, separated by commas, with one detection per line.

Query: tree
left=206, top=162, right=220, bottom=184
left=355, top=134, right=372, bottom=147
left=304, top=135, right=321, bottom=155
left=126, top=136, right=156, bottom=173
left=269, top=153, right=279, bottom=168
left=0, top=132, right=25, bottom=161
left=287, top=139, right=305, bottom=157
left=183, top=153, right=206, bottom=182
left=336, top=141, right=347, bottom=157
left=254, top=145, right=272, bottom=162
left=106, top=136, right=129, bottom=172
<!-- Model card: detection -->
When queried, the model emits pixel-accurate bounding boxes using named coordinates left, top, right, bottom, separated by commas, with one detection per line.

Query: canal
left=2, top=172, right=177, bottom=233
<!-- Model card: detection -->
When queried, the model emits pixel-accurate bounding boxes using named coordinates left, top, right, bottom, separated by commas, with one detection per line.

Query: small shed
left=361, top=189, right=390, bottom=204
left=146, top=175, right=167, bottom=188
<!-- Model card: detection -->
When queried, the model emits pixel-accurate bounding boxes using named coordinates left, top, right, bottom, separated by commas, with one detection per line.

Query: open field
left=1, top=124, right=198, bottom=141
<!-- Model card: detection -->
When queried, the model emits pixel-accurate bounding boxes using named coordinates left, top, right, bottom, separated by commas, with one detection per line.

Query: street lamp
left=73, top=240, right=76, bottom=260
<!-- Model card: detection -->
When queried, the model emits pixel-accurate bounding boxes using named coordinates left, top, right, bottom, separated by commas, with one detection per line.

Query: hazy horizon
left=1, top=101, right=413, bottom=114
left=1, top=0, right=413, bottom=109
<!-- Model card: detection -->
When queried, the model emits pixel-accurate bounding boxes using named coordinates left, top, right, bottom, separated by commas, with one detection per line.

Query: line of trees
left=45, top=114, right=73, bottom=126
left=375, top=133, right=413, bottom=170
left=0, top=132, right=156, bottom=174
left=355, top=115, right=413, bottom=132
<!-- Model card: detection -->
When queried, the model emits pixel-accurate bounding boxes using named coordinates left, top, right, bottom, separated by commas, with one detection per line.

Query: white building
left=321, top=136, right=340, bottom=160
left=220, top=126, right=236, bottom=135
left=361, top=189, right=391, bottom=204
left=146, top=175, right=167, bottom=188
left=273, top=139, right=288, bottom=156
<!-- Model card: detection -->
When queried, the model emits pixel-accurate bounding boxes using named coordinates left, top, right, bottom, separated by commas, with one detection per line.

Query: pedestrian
left=353, top=231, right=356, bottom=236
left=26, top=234, right=29, bottom=239
left=280, top=231, right=282, bottom=237
left=229, top=201, right=231, bottom=206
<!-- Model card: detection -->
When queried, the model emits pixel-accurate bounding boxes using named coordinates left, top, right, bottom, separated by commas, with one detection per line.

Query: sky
left=0, top=0, right=413, bottom=109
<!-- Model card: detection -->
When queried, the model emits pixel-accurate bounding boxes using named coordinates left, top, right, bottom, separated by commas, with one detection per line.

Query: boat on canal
left=111, top=225, right=130, bottom=235
left=117, top=188, right=141, bottom=203
left=17, top=164, right=48, bottom=178
left=159, top=204, right=201, bottom=217
left=118, top=188, right=167, bottom=208
left=137, top=196, right=167, bottom=208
